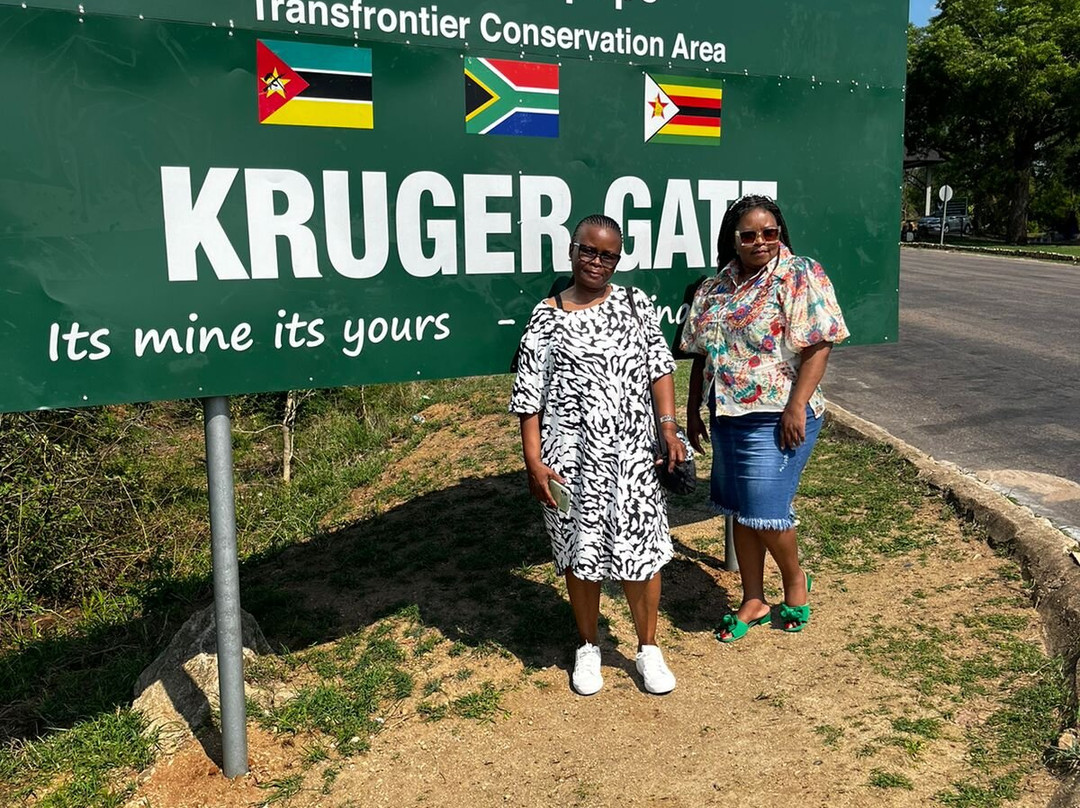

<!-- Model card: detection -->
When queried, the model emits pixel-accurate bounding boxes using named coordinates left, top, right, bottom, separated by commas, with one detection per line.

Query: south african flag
left=464, top=57, right=559, bottom=138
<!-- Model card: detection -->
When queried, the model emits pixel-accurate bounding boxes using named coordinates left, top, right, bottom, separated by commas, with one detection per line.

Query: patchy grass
left=255, top=624, right=414, bottom=756
left=0, top=710, right=157, bottom=807
left=847, top=576, right=1068, bottom=807
left=911, top=238, right=1080, bottom=258
left=1, top=372, right=1070, bottom=806
left=451, top=682, right=508, bottom=722
left=797, top=439, right=937, bottom=571
left=891, top=716, right=943, bottom=740
left=258, top=773, right=304, bottom=805
left=813, top=724, right=844, bottom=748
left=869, top=769, right=915, bottom=790
left=0, top=378, right=516, bottom=805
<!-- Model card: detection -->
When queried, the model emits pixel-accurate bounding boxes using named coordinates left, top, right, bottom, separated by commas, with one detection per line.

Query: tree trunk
left=1005, top=153, right=1034, bottom=245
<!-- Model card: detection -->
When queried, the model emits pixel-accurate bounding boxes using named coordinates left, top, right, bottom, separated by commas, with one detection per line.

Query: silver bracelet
left=658, top=415, right=677, bottom=425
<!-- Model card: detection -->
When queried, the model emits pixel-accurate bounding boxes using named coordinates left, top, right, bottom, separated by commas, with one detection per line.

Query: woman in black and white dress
left=509, top=214, right=688, bottom=696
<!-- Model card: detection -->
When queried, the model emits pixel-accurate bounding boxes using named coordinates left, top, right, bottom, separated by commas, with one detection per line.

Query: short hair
left=572, top=214, right=623, bottom=242
left=715, top=195, right=792, bottom=269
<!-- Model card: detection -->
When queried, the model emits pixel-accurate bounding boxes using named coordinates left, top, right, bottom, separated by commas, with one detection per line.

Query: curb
left=901, top=241, right=1080, bottom=264
left=824, top=404, right=1080, bottom=804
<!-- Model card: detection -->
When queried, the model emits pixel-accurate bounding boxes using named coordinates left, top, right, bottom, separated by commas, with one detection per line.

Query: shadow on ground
left=244, top=470, right=729, bottom=664
left=0, top=469, right=728, bottom=749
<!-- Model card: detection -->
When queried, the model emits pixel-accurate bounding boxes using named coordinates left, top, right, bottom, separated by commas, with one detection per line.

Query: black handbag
left=625, top=288, right=697, bottom=495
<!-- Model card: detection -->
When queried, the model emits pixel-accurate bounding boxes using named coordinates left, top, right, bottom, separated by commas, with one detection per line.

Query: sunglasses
left=572, top=242, right=621, bottom=269
left=736, top=227, right=781, bottom=245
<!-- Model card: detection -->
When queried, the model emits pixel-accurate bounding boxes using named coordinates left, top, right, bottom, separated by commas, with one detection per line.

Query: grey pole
left=723, top=514, right=739, bottom=572
left=203, top=396, right=249, bottom=778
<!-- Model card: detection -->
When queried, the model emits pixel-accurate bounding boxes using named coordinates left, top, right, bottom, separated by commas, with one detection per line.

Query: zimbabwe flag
left=257, top=40, right=373, bottom=130
left=644, top=73, right=722, bottom=146
left=464, top=57, right=559, bottom=138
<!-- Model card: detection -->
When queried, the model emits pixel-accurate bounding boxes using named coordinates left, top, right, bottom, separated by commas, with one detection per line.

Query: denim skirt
left=708, top=405, right=823, bottom=530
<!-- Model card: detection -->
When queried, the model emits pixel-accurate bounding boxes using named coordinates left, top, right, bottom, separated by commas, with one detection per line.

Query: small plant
left=321, top=765, right=342, bottom=795
left=416, top=702, right=448, bottom=722
left=412, top=632, right=442, bottom=657
left=259, top=773, right=304, bottom=804
left=301, top=743, right=331, bottom=765
left=892, top=716, right=943, bottom=739
left=882, top=734, right=925, bottom=760
left=452, top=682, right=508, bottom=722
left=868, top=769, right=914, bottom=790
left=814, top=724, right=844, bottom=748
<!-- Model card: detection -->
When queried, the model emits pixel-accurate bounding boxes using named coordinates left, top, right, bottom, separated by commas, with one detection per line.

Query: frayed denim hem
left=708, top=501, right=736, bottom=516
left=734, top=514, right=795, bottom=531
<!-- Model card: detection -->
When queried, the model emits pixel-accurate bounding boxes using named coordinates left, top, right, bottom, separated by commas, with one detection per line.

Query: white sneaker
left=572, top=642, right=603, bottom=695
left=635, top=645, right=676, bottom=694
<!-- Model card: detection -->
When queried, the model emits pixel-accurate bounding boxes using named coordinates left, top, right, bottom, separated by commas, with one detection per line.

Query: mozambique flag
left=257, top=40, right=373, bottom=129
left=644, top=73, right=722, bottom=145
left=464, top=57, right=559, bottom=138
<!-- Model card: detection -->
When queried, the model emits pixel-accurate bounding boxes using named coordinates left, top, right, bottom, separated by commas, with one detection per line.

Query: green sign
left=0, top=0, right=906, bottom=413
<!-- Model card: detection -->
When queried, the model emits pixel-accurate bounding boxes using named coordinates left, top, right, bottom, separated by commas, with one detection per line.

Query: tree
left=906, top=0, right=1080, bottom=242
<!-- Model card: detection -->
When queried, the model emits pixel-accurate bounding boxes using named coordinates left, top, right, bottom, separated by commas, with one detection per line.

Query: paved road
left=826, top=249, right=1080, bottom=540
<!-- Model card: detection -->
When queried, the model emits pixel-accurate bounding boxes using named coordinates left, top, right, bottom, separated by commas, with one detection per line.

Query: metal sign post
left=939, top=184, right=954, bottom=246
left=202, top=396, right=248, bottom=777
left=723, top=515, right=739, bottom=572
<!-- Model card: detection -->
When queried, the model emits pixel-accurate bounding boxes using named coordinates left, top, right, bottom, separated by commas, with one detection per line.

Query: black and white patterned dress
left=509, top=285, right=677, bottom=582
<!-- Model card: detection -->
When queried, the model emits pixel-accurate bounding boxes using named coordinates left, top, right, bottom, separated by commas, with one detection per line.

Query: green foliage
left=0, top=709, right=157, bottom=807
left=1, top=378, right=515, bottom=629
left=868, top=769, right=915, bottom=790
left=796, top=435, right=934, bottom=571
left=451, top=682, right=508, bottom=722
left=906, top=0, right=1080, bottom=241
left=851, top=604, right=1069, bottom=807
left=0, top=602, right=156, bottom=739
left=891, top=716, right=943, bottom=739
left=813, top=724, right=844, bottom=748
left=260, top=624, right=416, bottom=756
left=0, top=409, right=151, bottom=611
left=258, top=774, right=304, bottom=805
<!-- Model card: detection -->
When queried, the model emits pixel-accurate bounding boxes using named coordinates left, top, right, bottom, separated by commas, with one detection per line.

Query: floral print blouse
left=680, top=245, right=850, bottom=418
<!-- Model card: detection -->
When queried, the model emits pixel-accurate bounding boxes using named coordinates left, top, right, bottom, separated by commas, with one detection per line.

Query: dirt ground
left=124, top=410, right=1063, bottom=808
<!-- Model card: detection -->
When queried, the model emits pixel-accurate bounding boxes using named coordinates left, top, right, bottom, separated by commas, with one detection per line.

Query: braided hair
left=571, top=213, right=623, bottom=243
left=715, top=195, right=791, bottom=270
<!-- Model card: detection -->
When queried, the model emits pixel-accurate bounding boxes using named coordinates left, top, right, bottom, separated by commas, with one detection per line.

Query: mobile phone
left=548, top=478, right=571, bottom=514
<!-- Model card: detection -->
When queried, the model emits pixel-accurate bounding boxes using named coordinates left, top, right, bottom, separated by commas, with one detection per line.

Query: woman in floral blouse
left=680, top=195, right=849, bottom=640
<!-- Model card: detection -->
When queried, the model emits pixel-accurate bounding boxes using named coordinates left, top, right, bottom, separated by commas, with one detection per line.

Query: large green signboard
left=0, top=0, right=906, bottom=413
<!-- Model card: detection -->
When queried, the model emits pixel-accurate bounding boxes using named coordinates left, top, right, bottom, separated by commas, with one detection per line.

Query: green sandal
left=780, top=573, right=813, bottom=633
left=716, top=610, right=771, bottom=643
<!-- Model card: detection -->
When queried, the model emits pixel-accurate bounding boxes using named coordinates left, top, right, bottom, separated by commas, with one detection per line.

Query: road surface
left=827, top=248, right=1080, bottom=540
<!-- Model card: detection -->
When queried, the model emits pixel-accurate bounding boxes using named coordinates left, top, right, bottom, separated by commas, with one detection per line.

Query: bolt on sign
left=0, top=0, right=907, bottom=413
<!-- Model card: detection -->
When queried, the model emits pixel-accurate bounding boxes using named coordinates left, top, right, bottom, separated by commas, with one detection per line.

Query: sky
left=910, top=0, right=936, bottom=26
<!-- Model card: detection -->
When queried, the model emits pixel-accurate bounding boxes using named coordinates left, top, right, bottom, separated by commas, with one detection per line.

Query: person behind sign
left=509, top=214, right=688, bottom=696
left=680, top=195, right=849, bottom=640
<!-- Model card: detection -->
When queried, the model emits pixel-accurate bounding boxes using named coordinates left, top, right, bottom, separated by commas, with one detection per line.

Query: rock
left=1058, top=729, right=1079, bottom=751
left=132, top=605, right=272, bottom=752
